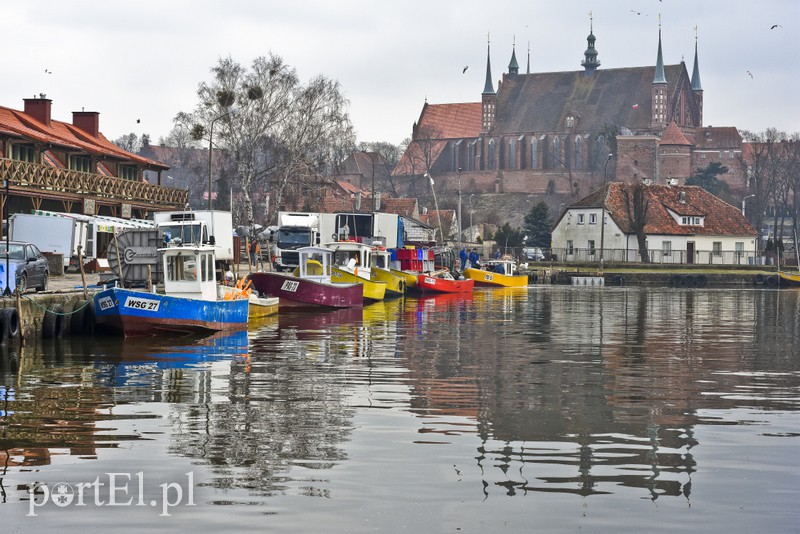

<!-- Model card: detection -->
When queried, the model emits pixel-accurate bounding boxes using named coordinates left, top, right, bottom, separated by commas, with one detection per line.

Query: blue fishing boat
left=93, top=243, right=248, bottom=337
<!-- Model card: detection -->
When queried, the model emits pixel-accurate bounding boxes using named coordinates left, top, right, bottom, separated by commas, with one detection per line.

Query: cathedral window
left=566, top=115, right=575, bottom=128
left=489, top=140, right=496, bottom=170
left=531, top=138, right=538, bottom=169
left=509, top=139, right=516, bottom=169
left=575, top=137, right=583, bottom=170
left=552, top=137, right=561, bottom=169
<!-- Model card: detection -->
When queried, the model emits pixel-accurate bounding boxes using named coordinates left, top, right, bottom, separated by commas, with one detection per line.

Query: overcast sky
left=3, top=1, right=797, bottom=147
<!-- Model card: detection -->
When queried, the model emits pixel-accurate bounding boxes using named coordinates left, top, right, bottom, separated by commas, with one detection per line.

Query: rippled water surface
left=1, top=286, right=799, bottom=532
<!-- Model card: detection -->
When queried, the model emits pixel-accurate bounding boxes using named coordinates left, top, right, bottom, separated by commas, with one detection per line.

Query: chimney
left=23, top=97, right=52, bottom=126
left=72, top=111, right=100, bottom=137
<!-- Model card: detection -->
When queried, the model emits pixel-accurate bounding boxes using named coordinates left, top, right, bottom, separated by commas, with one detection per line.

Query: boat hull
left=371, top=267, right=406, bottom=296
left=463, top=267, right=528, bottom=288
left=93, top=287, right=248, bottom=337
left=416, top=274, right=474, bottom=294
left=331, top=267, right=387, bottom=301
left=249, top=271, right=363, bottom=309
left=392, top=269, right=419, bottom=292
left=778, top=271, right=800, bottom=287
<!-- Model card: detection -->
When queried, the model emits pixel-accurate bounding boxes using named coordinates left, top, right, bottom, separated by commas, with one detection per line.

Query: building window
left=531, top=138, right=538, bottom=169
left=693, top=217, right=701, bottom=225
left=509, top=138, right=516, bottom=170
left=566, top=115, right=575, bottom=128
left=577, top=214, right=585, bottom=224
left=681, top=216, right=689, bottom=225
left=11, top=144, right=35, bottom=162
left=69, top=155, right=92, bottom=173
left=712, top=242, right=722, bottom=256
left=552, top=137, right=560, bottom=168
left=567, top=240, right=574, bottom=255
left=588, top=240, right=596, bottom=255
left=451, top=143, right=458, bottom=171
left=489, top=140, right=495, bottom=170
left=119, top=165, right=137, bottom=180
left=574, top=137, right=583, bottom=170
left=589, top=213, right=597, bottom=224
left=735, top=241, right=744, bottom=260
left=662, top=241, right=672, bottom=256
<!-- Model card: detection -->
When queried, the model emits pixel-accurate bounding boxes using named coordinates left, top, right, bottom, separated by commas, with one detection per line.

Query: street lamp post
left=457, top=167, right=462, bottom=249
left=599, top=153, right=613, bottom=275
left=3, top=178, right=9, bottom=296
left=469, top=193, right=474, bottom=245
left=425, top=173, right=445, bottom=246
left=207, top=109, right=235, bottom=212
left=741, top=194, right=755, bottom=217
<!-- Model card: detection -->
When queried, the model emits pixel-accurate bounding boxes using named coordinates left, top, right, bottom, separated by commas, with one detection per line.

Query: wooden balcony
left=0, top=157, right=188, bottom=210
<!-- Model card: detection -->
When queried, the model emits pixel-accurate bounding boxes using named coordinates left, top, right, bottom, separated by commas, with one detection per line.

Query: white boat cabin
left=296, top=246, right=335, bottom=283
left=325, top=242, right=374, bottom=281
left=482, top=259, right=518, bottom=276
left=161, top=244, right=218, bottom=301
left=371, top=247, right=392, bottom=271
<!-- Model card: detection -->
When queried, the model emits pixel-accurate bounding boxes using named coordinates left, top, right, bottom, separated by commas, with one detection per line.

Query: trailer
left=9, top=213, right=88, bottom=269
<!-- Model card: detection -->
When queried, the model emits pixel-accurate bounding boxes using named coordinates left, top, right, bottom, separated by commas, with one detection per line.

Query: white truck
left=272, top=212, right=332, bottom=272
left=329, top=212, right=402, bottom=248
left=9, top=212, right=90, bottom=270
left=152, top=210, right=234, bottom=261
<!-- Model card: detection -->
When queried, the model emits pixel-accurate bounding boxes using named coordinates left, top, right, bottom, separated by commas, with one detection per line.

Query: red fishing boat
left=416, top=271, right=474, bottom=294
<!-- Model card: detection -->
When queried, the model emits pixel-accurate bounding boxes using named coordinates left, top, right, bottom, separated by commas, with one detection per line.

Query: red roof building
left=1, top=97, right=181, bottom=218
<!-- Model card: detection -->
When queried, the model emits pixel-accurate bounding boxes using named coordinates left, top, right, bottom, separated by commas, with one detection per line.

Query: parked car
left=0, top=241, right=49, bottom=292
left=522, top=247, right=545, bottom=261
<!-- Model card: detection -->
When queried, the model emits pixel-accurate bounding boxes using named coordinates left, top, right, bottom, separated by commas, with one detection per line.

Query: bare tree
left=113, top=132, right=143, bottom=153
left=622, top=182, right=651, bottom=262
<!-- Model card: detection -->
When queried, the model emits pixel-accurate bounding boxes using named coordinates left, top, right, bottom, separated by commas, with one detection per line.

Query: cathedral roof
left=491, top=63, right=686, bottom=135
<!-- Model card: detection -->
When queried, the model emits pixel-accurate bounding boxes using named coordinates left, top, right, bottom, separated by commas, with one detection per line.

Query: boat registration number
left=97, top=296, right=116, bottom=311
left=485, top=274, right=494, bottom=281
left=281, top=280, right=300, bottom=292
left=124, top=296, right=161, bottom=312
left=423, top=277, right=436, bottom=285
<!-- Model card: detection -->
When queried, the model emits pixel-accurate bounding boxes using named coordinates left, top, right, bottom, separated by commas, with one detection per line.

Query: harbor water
left=1, top=285, right=799, bottom=532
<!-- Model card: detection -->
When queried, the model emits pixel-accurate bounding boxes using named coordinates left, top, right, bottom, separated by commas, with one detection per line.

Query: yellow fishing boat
left=218, top=281, right=279, bottom=319
left=463, top=259, right=528, bottom=288
left=392, top=269, right=419, bottom=291
left=370, top=247, right=406, bottom=296
left=325, top=241, right=387, bottom=302
left=778, top=271, right=800, bottom=287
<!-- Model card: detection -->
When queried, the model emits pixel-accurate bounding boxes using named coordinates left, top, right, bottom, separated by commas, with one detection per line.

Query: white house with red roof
left=551, top=182, right=759, bottom=265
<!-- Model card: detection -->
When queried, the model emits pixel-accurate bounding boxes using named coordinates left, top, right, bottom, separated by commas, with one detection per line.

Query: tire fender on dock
left=42, top=304, right=67, bottom=339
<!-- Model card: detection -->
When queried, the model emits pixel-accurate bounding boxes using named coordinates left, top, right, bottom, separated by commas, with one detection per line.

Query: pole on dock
left=77, top=245, right=88, bottom=300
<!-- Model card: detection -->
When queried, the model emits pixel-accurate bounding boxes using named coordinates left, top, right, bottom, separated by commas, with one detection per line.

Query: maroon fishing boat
left=248, top=246, right=362, bottom=309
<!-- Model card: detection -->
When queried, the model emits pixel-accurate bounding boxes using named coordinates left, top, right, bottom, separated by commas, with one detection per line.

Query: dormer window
left=566, top=115, right=575, bottom=128
left=680, top=216, right=704, bottom=226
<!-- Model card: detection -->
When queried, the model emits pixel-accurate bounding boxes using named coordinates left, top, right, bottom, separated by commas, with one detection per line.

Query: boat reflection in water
left=93, top=329, right=249, bottom=389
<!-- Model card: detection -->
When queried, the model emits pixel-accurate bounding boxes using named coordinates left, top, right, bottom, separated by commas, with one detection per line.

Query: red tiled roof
left=694, top=126, right=742, bottom=149
left=659, top=121, right=692, bottom=146
left=0, top=103, right=168, bottom=170
left=575, top=183, right=757, bottom=237
left=417, top=102, right=482, bottom=139
left=382, top=197, right=418, bottom=217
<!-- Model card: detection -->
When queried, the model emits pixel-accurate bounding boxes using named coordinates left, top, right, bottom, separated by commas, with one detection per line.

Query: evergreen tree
left=493, top=223, right=525, bottom=251
left=522, top=201, right=553, bottom=247
left=686, top=162, right=731, bottom=198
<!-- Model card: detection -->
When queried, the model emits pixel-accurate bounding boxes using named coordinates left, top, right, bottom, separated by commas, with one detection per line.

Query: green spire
left=691, top=33, right=702, bottom=91
left=483, top=37, right=495, bottom=94
left=653, top=23, right=667, bottom=84
left=508, top=37, right=519, bottom=76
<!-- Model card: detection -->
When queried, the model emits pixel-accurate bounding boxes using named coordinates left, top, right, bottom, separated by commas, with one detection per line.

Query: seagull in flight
left=747, top=71, right=753, bottom=79
left=44, top=69, right=52, bottom=74
left=770, top=24, right=782, bottom=29
left=462, top=66, right=469, bottom=74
